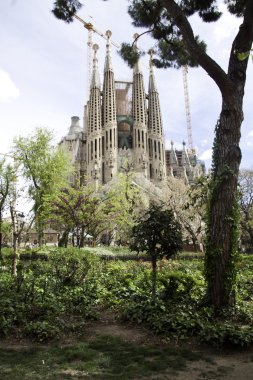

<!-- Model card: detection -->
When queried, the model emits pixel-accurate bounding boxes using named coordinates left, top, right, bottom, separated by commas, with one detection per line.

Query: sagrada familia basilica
left=59, top=32, right=204, bottom=189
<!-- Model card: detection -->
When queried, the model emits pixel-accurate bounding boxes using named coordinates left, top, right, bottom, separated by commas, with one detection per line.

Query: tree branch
left=160, top=0, right=235, bottom=100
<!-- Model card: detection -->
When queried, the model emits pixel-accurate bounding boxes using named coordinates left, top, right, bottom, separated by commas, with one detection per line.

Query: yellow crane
left=73, top=14, right=119, bottom=94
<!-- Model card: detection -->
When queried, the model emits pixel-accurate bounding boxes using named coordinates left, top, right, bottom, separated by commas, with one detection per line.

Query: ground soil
left=85, top=311, right=253, bottom=380
left=1, top=310, right=253, bottom=379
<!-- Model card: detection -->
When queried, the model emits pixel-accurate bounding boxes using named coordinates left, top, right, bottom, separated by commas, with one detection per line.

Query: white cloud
left=200, top=139, right=209, bottom=147
left=0, top=68, right=20, bottom=103
left=199, top=149, right=212, bottom=161
left=247, top=130, right=253, bottom=137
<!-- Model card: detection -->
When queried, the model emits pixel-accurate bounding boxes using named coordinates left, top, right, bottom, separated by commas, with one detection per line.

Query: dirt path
left=1, top=311, right=253, bottom=379
left=82, top=311, right=253, bottom=380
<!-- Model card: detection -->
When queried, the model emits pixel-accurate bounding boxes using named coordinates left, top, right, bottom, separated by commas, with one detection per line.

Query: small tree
left=130, top=203, right=183, bottom=301
left=13, top=128, right=72, bottom=246
left=238, top=169, right=253, bottom=252
left=166, top=176, right=207, bottom=251
left=0, top=159, right=15, bottom=256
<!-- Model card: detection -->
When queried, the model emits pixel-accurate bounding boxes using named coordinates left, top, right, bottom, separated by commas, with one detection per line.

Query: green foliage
left=130, top=203, right=183, bottom=259
left=225, top=0, right=247, bottom=17
left=121, top=0, right=227, bottom=69
left=237, top=50, right=252, bottom=61
left=198, top=323, right=253, bottom=348
left=13, top=128, right=73, bottom=245
left=119, top=42, right=145, bottom=68
left=153, top=36, right=207, bottom=69
left=24, top=321, right=60, bottom=342
left=159, top=271, right=200, bottom=301
left=0, top=160, right=16, bottom=254
left=130, top=203, right=183, bottom=300
left=1, top=247, right=253, bottom=347
left=0, top=248, right=100, bottom=341
left=51, top=0, right=82, bottom=23
left=238, top=169, right=253, bottom=252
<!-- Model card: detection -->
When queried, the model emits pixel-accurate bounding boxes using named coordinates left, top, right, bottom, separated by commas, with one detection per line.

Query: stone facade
left=59, top=35, right=204, bottom=186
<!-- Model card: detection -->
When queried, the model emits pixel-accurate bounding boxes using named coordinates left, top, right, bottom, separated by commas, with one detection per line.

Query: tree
left=130, top=203, right=182, bottom=300
left=238, top=169, right=253, bottom=252
left=52, top=0, right=82, bottom=22
left=0, top=159, right=15, bottom=256
left=166, top=176, right=206, bottom=251
left=51, top=1, right=253, bottom=308
left=45, top=183, right=101, bottom=247
left=1, top=220, right=12, bottom=245
left=45, top=181, right=130, bottom=247
left=13, top=128, right=72, bottom=246
left=119, top=0, right=253, bottom=310
left=107, top=170, right=149, bottom=245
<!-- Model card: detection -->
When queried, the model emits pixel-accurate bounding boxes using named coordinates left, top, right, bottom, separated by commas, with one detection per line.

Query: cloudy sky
left=0, top=0, right=252, bottom=170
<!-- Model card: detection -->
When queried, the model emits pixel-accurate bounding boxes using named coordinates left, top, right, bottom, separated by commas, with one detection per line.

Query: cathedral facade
left=59, top=34, right=204, bottom=187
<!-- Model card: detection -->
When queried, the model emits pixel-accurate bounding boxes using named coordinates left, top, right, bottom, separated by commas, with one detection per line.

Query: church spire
left=88, top=44, right=102, bottom=135
left=148, top=49, right=162, bottom=136
left=147, top=49, right=166, bottom=182
left=102, top=30, right=117, bottom=126
left=132, top=34, right=148, bottom=176
left=87, top=44, right=102, bottom=183
left=90, top=43, right=100, bottom=89
left=104, top=30, right=113, bottom=72
left=148, top=49, right=158, bottom=93
left=102, top=30, right=117, bottom=182
left=132, top=34, right=147, bottom=125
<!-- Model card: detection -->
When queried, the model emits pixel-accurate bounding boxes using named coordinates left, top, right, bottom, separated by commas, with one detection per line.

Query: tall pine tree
left=119, top=0, right=253, bottom=311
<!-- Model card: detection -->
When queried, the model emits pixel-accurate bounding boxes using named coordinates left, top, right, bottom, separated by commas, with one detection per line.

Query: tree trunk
left=204, top=3, right=253, bottom=310
left=58, top=230, right=69, bottom=247
left=161, top=0, right=253, bottom=310
left=79, top=226, right=85, bottom=248
left=205, top=103, right=242, bottom=309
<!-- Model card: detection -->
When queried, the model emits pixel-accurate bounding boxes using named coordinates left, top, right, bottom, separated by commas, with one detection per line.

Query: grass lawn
left=0, top=335, right=206, bottom=380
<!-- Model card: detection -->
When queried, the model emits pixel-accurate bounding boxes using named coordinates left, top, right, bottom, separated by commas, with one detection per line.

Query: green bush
left=1, top=248, right=253, bottom=347
left=24, top=320, right=60, bottom=342
left=0, top=247, right=101, bottom=340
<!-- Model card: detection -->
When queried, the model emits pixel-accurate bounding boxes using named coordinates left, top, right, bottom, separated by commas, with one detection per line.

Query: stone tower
left=83, top=33, right=167, bottom=186
left=147, top=49, right=166, bottom=182
left=102, top=31, right=118, bottom=183
left=86, top=43, right=102, bottom=184
left=60, top=33, right=204, bottom=188
left=131, top=35, right=148, bottom=178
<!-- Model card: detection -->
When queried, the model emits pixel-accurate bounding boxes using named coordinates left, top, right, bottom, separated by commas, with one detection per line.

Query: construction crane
left=73, top=14, right=119, bottom=93
left=182, top=65, right=194, bottom=153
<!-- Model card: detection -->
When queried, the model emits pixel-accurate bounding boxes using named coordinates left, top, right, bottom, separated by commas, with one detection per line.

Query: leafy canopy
left=52, top=0, right=82, bottom=23
left=119, top=0, right=247, bottom=68
left=130, top=203, right=183, bottom=259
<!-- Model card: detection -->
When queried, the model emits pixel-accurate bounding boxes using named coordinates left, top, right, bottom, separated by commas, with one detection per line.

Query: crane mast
left=182, top=65, right=194, bottom=152
left=73, top=14, right=119, bottom=94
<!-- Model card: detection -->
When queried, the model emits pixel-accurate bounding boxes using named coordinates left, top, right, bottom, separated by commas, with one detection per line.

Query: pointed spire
left=133, top=33, right=143, bottom=75
left=148, top=49, right=158, bottom=92
left=104, top=30, right=113, bottom=72
left=91, top=44, right=100, bottom=89
left=88, top=43, right=102, bottom=134
left=147, top=48, right=163, bottom=135
left=181, top=141, right=191, bottom=166
left=102, top=30, right=116, bottom=126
